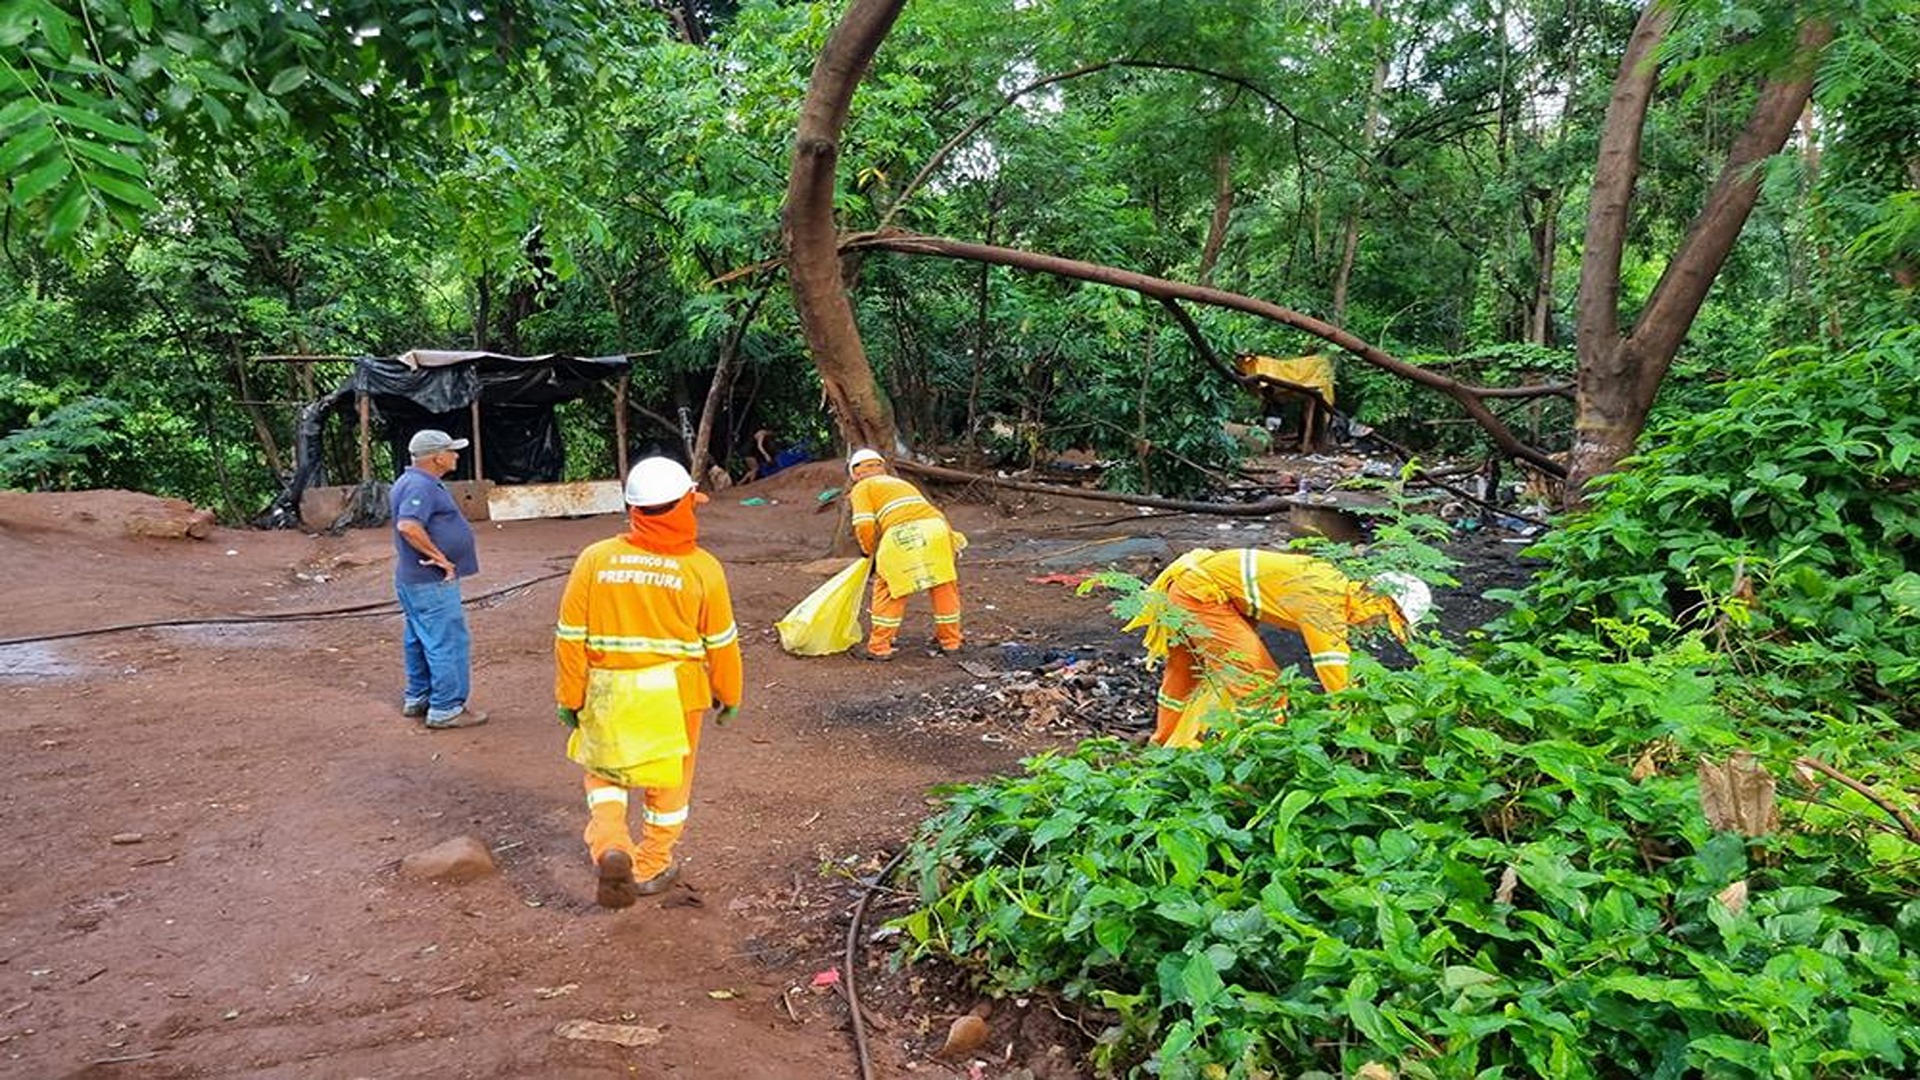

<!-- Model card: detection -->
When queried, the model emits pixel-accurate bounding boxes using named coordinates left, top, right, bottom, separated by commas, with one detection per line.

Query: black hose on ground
left=0, top=569, right=569, bottom=648
left=844, top=844, right=913, bottom=1080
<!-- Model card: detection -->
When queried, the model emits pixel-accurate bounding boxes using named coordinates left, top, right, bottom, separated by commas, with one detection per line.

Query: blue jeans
left=396, top=578, right=471, bottom=723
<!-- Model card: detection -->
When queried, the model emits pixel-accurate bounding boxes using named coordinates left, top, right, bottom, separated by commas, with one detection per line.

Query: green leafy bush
left=899, top=644, right=1920, bottom=1078
left=1496, top=327, right=1920, bottom=719
left=0, top=391, right=127, bottom=491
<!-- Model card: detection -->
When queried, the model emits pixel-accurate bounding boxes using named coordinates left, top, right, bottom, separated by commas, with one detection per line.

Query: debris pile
left=908, top=645, right=1156, bottom=740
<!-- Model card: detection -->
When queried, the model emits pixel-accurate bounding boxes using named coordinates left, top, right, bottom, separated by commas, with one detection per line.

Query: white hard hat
left=1370, top=571, right=1433, bottom=627
left=624, top=457, right=695, bottom=507
left=847, top=448, right=885, bottom=475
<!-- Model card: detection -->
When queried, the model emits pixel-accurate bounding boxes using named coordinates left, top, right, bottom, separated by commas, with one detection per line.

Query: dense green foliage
left=901, top=648, right=1920, bottom=1077
left=5, top=0, right=1914, bottom=511
left=1498, top=328, right=1920, bottom=719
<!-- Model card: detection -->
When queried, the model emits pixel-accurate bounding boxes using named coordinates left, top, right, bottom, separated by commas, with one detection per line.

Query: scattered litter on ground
left=890, top=646, right=1157, bottom=740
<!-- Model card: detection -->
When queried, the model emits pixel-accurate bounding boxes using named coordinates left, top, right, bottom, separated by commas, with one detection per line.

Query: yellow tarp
left=1237, top=354, right=1335, bottom=407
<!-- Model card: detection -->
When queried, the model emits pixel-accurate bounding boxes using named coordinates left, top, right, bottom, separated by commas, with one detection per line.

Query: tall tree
left=1568, top=5, right=1833, bottom=495
left=782, top=0, right=904, bottom=451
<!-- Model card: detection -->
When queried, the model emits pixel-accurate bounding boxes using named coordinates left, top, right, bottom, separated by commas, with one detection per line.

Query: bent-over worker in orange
left=1126, top=549, right=1431, bottom=746
left=845, top=448, right=965, bottom=660
left=554, top=457, right=743, bottom=908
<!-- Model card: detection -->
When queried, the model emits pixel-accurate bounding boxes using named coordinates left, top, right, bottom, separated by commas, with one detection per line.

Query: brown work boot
left=634, top=861, right=680, bottom=896
left=595, top=849, right=638, bottom=909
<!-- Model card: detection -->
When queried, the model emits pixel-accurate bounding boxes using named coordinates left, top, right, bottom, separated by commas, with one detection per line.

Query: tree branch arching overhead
left=845, top=229, right=1566, bottom=476
left=785, top=0, right=1831, bottom=501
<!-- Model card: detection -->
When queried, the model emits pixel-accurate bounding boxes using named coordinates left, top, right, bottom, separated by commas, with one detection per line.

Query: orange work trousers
left=866, top=576, right=962, bottom=657
left=1152, top=579, right=1283, bottom=745
left=582, top=707, right=705, bottom=880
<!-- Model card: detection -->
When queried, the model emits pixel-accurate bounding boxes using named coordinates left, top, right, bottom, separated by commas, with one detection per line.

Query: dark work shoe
left=634, top=862, right=680, bottom=896
left=401, top=700, right=428, bottom=719
left=425, top=708, right=489, bottom=730
left=596, top=850, right=638, bottom=910
left=857, top=647, right=895, bottom=663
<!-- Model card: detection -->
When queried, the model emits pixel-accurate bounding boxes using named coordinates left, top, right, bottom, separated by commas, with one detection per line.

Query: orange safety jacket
left=554, top=537, right=743, bottom=713
left=848, top=474, right=946, bottom=555
left=1173, top=549, right=1406, bottom=693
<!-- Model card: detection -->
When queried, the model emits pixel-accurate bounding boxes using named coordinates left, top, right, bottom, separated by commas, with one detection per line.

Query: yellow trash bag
left=567, top=664, right=689, bottom=788
left=776, top=557, right=872, bottom=656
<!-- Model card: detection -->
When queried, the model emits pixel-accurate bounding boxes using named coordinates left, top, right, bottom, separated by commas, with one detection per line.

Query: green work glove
left=556, top=705, right=581, bottom=729
left=714, top=703, right=740, bottom=726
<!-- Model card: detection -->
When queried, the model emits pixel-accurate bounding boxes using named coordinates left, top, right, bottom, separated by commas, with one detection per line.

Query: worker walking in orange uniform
left=845, top=449, right=964, bottom=661
left=1126, top=548, right=1431, bottom=745
left=554, top=457, right=743, bottom=908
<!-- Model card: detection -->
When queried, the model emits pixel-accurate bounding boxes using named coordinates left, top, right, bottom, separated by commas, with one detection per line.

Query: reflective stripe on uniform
left=643, top=805, right=689, bottom=827
left=871, top=613, right=903, bottom=627
left=582, top=632, right=707, bottom=658
left=702, top=623, right=739, bottom=649
left=932, top=612, right=961, bottom=624
left=851, top=511, right=877, bottom=524
left=1240, top=549, right=1262, bottom=621
left=586, top=787, right=629, bottom=807
left=555, top=622, right=587, bottom=641
left=1157, top=690, right=1188, bottom=710
left=876, top=494, right=929, bottom=519
left=1311, top=650, right=1350, bottom=667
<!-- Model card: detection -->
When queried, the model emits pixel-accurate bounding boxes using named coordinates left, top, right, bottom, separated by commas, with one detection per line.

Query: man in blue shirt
left=391, top=429, right=487, bottom=729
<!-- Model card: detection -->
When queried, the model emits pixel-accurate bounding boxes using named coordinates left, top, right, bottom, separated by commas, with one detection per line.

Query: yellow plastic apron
left=875, top=520, right=964, bottom=596
left=566, top=663, right=689, bottom=788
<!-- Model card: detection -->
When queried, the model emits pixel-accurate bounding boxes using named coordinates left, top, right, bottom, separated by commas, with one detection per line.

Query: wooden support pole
left=356, top=393, right=372, bottom=483
left=469, top=398, right=484, bottom=483
left=614, top=375, right=630, bottom=479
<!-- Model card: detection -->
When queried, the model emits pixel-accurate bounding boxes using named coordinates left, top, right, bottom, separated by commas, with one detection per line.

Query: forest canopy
left=2, top=0, right=1912, bottom=512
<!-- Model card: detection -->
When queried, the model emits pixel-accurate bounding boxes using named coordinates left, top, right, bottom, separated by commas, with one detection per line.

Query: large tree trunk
left=782, top=0, right=905, bottom=453
left=1569, top=8, right=1833, bottom=498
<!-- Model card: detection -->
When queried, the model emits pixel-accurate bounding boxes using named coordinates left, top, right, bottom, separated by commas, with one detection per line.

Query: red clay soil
left=0, top=465, right=1526, bottom=1079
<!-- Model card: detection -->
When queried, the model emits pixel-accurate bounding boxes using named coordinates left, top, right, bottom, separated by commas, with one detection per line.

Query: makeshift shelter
left=261, top=350, right=633, bottom=530
left=1236, top=353, right=1336, bottom=451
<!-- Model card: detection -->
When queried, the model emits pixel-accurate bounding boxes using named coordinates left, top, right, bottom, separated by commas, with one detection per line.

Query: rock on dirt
left=123, top=502, right=217, bottom=540
left=398, top=835, right=497, bottom=882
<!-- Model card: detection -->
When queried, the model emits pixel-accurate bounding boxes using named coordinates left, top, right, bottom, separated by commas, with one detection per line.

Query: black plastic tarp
left=258, top=351, right=629, bottom=529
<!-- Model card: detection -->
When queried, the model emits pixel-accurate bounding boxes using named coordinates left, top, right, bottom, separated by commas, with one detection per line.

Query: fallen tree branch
left=851, top=229, right=1565, bottom=477
left=1793, top=757, right=1920, bottom=844
left=895, top=460, right=1292, bottom=516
